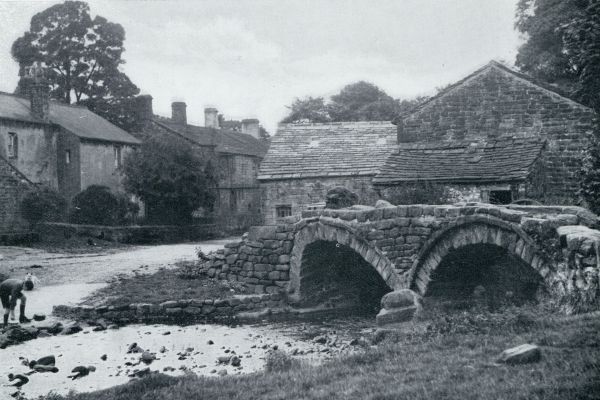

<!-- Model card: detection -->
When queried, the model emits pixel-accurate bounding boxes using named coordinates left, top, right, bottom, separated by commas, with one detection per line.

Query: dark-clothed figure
left=0, top=279, right=32, bottom=329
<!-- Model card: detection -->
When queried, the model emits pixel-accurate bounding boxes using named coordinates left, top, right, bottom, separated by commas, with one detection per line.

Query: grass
left=81, top=264, right=246, bottom=307
left=39, top=302, right=600, bottom=400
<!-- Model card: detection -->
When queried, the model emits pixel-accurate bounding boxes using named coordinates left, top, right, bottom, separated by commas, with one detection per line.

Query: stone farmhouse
left=258, top=121, right=397, bottom=224
left=259, top=61, right=596, bottom=223
left=133, top=96, right=269, bottom=230
left=0, top=71, right=140, bottom=235
left=375, top=61, right=596, bottom=203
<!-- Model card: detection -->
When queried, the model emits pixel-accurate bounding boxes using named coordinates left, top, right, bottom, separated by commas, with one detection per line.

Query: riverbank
left=38, top=305, right=600, bottom=400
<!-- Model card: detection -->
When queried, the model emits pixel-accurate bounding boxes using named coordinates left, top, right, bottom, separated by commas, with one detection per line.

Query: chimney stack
left=395, top=119, right=417, bottom=143
left=134, top=95, right=153, bottom=131
left=171, top=101, right=187, bottom=125
left=26, top=64, right=49, bottom=121
left=241, top=119, right=260, bottom=139
left=205, top=108, right=219, bottom=129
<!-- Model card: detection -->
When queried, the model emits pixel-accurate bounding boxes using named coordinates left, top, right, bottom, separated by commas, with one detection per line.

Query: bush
left=71, top=185, right=137, bottom=226
left=20, top=186, right=67, bottom=226
left=325, top=187, right=359, bottom=209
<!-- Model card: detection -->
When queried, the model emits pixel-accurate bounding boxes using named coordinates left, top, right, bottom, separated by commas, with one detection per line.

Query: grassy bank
left=81, top=264, right=245, bottom=307
left=41, top=304, right=600, bottom=400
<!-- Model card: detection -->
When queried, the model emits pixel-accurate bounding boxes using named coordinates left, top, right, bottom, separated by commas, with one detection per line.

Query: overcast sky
left=0, top=0, right=522, bottom=132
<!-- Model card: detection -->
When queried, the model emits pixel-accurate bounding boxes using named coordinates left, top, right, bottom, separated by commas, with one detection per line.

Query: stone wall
left=399, top=64, right=596, bottom=201
left=53, top=294, right=285, bottom=324
left=38, top=222, right=218, bottom=244
left=260, top=176, right=380, bottom=224
left=0, top=157, right=33, bottom=234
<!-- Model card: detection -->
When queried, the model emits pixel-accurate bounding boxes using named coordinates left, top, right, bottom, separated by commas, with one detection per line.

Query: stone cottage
left=0, top=70, right=140, bottom=233
left=258, top=121, right=397, bottom=224
left=374, top=61, right=596, bottom=204
left=133, top=96, right=269, bottom=230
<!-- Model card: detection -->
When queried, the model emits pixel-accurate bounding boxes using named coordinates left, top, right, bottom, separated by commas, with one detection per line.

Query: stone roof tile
left=374, top=136, right=545, bottom=184
left=258, top=121, right=396, bottom=180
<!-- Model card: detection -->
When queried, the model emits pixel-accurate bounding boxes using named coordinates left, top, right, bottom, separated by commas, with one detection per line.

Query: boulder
left=376, top=306, right=418, bottom=327
left=38, top=322, right=63, bottom=335
left=141, top=351, right=156, bottom=364
left=217, top=356, right=232, bottom=364
left=33, top=314, right=46, bottom=321
left=62, top=323, right=82, bottom=335
left=381, top=289, right=420, bottom=310
left=497, top=344, right=541, bottom=364
left=231, top=356, right=241, bottom=367
left=375, top=199, right=394, bottom=208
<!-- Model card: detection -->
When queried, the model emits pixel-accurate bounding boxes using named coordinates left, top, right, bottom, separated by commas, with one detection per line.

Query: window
left=489, top=190, right=512, bottom=205
left=241, top=160, right=248, bottom=177
left=114, top=146, right=122, bottom=168
left=276, top=205, right=292, bottom=219
left=65, top=150, right=71, bottom=164
left=7, top=132, right=17, bottom=159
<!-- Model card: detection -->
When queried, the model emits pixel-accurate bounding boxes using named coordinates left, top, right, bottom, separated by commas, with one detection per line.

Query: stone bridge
left=204, top=203, right=600, bottom=315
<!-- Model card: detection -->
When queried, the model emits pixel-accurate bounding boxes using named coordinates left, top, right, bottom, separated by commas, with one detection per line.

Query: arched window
left=7, top=132, right=18, bottom=159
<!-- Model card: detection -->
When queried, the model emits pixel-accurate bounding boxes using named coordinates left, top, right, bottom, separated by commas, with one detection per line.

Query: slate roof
left=0, top=92, right=140, bottom=145
left=152, top=118, right=269, bottom=158
left=258, top=121, right=397, bottom=180
left=373, top=137, right=546, bottom=185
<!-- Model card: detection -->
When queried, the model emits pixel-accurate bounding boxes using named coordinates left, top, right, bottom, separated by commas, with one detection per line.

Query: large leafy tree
left=515, top=0, right=600, bottom=112
left=122, top=132, right=216, bottom=224
left=281, top=82, right=421, bottom=123
left=517, top=1, right=600, bottom=212
left=281, top=96, right=331, bottom=123
left=11, top=1, right=139, bottom=130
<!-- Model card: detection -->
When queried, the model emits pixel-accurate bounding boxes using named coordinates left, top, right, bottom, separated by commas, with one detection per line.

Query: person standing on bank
left=1, top=278, right=33, bottom=329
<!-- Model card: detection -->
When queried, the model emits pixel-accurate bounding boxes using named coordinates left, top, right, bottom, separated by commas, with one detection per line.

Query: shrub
left=325, top=187, right=359, bottom=209
left=20, top=186, right=67, bottom=226
left=71, top=185, right=137, bottom=226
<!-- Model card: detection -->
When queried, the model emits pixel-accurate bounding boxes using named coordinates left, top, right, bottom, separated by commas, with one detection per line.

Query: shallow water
left=0, top=319, right=368, bottom=399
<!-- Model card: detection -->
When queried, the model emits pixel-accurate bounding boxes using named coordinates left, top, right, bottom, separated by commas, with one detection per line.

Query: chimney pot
left=241, top=118, right=260, bottom=139
left=171, top=101, right=187, bottom=125
left=205, top=108, right=219, bottom=129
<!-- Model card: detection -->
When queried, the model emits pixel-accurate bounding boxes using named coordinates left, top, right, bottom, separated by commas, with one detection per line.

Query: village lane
left=0, top=238, right=238, bottom=315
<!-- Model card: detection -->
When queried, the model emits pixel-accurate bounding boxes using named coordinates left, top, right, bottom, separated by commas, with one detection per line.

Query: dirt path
left=0, top=238, right=238, bottom=286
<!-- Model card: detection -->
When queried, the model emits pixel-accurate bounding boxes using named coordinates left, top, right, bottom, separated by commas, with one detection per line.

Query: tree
left=515, top=0, right=600, bottom=111
left=562, top=0, right=600, bottom=112
left=122, top=133, right=216, bottom=224
left=328, top=81, right=400, bottom=121
left=281, top=96, right=331, bottom=123
left=281, top=82, right=423, bottom=123
left=11, top=1, right=139, bottom=130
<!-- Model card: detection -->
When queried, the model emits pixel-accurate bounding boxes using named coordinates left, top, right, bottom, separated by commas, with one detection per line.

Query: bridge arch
left=408, top=216, right=551, bottom=297
left=288, top=220, right=402, bottom=304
